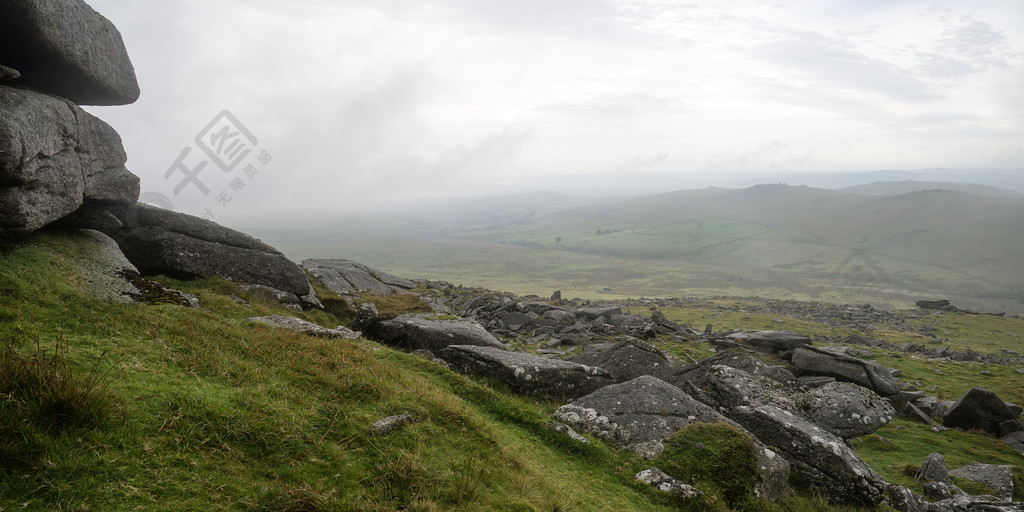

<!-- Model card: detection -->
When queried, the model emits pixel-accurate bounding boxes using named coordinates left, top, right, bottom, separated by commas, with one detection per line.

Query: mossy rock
left=653, top=422, right=760, bottom=506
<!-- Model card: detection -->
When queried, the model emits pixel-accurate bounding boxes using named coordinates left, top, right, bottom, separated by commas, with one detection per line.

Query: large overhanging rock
left=112, top=203, right=312, bottom=297
left=730, top=405, right=887, bottom=506
left=368, top=313, right=504, bottom=352
left=0, top=0, right=140, bottom=105
left=554, top=376, right=792, bottom=500
left=0, top=85, right=139, bottom=233
left=790, top=346, right=901, bottom=397
left=440, top=345, right=615, bottom=401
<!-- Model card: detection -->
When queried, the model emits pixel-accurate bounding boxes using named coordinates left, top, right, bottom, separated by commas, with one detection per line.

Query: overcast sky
left=85, top=0, right=1024, bottom=218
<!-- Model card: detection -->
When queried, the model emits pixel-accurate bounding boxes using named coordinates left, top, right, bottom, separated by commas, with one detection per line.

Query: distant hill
left=841, top=181, right=1024, bottom=199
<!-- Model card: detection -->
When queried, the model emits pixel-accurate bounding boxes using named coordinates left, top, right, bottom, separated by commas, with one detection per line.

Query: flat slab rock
left=369, top=313, right=504, bottom=352
left=440, top=345, right=614, bottom=401
left=303, top=259, right=415, bottom=296
left=726, top=330, right=811, bottom=354
left=247, top=316, right=360, bottom=340
left=0, top=0, right=140, bottom=105
left=791, top=346, right=901, bottom=397
left=113, top=204, right=312, bottom=297
left=948, top=464, right=1014, bottom=501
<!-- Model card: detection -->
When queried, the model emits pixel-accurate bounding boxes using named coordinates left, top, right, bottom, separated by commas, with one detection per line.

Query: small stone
left=370, top=414, right=415, bottom=435
left=547, top=422, right=588, bottom=444
left=634, top=468, right=703, bottom=498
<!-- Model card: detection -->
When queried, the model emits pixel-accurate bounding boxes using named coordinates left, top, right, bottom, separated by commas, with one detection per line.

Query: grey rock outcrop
left=440, top=345, right=614, bottom=401
left=674, top=350, right=798, bottom=388
left=569, top=338, right=675, bottom=382
left=1, top=85, right=139, bottom=233
left=0, top=0, right=140, bottom=105
left=791, top=346, right=901, bottom=397
left=795, top=381, right=895, bottom=439
left=731, top=405, right=887, bottom=505
left=246, top=316, right=360, bottom=340
left=554, top=376, right=725, bottom=459
left=368, top=313, right=504, bottom=352
left=555, top=376, right=792, bottom=499
left=113, top=203, right=313, bottom=298
left=943, top=387, right=1023, bottom=437
left=303, top=259, right=415, bottom=297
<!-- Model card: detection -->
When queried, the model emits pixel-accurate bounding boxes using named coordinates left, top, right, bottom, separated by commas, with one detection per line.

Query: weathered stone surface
left=674, top=350, right=798, bottom=388
left=885, top=483, right=931, bottom=512
left=575, top=305, right=622, bottom=320
left=570, top=338, right=675, bottom=382
left=547, top=422, right=588, bottom=444
left=56, top=228, right=138, bottom=303
left=441, top=345, right=614, bottom=401
left=922, top=481, right=963, bottom=501
left=698, top=364, right=797, bottom=412
left=239, top=284, right=300, bottom=305
left=796, top=381, right=895, bottom=439
left=1, top=86, right=138, bottom=233
left=916, top=452, right=949, bottom=484
left=726, top=330, right=812, bottom=354
left=246, top=316, right=360, bottom=340
left=554, top=376, right=729, bottom=459
left=0, top=0, right=140, bottom=105
left=731, top=405, right=887, bottom=505
left=113, top=204, right=311, bottom=297
left=634, top=468, right=703, bottom=498
left=943, top=387, right=1021, bottom=437
left=370, top=414, right=414, bottom=436
left=303, top=258, right=415, bottom=296
left=369, top=313, right=504, bottom=352
left=948, top=464, right=1014, bottom=500
left=791, top=346, right=901, bottom=396
left=0, top=64, right=19, bottom=80
left=1001, top=431, right=1024, bottom=456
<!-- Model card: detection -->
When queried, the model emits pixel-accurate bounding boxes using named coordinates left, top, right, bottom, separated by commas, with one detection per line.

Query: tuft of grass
left=0, top=335, right=114, bottom=433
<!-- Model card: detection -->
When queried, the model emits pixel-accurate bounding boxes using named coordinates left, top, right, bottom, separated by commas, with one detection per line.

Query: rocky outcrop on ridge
left=303, top=259, right=416, bottom=297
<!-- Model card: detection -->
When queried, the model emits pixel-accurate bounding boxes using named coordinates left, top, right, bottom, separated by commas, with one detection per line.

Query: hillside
left=840, top=181, right=1024, bottom=199
left=251, top=184, right=1024, bottom=315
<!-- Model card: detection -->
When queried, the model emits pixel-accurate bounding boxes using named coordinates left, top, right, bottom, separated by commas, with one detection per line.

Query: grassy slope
left=3, top=231, right=1021, bottom=511
left=0, top=231, right=679, bottom=511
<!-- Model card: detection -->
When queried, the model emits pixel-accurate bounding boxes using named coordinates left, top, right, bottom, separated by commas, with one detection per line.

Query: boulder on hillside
left=0, top=0, right=140, bottom=105
left=948, top=464, right=1014, bottom=501
left=726, top=330, right=811, bottom=355
left=555, top=376, right=792, bottom=499
left=731, top=405, right=887, bottom=506
left=368, top=313, right=504, bottom=352
left=574, top=305, right=622, bottom=320
left=112, top=203, right=313, bottom=299
left=790, top=346, right=901, bottom=397
left=795, top=382, right=895, bottom=439
left=943, top=387, right=1023, bottom=437
left=674, top=350, right=799, bottom=389
left=1, top=85, right=139, bottom=233
left=246, top=316, right=360, bottom=340
left=440, top=345, right=614, bottom=401
left=303, top=259, right=415, bottom=296
left=569, top=338, right=675, bottom=382
left=694, top=365, right=797, bottom=412
left=916, top=452, right=949, bottom=484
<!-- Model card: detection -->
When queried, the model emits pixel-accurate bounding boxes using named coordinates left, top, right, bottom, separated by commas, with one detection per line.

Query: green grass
left=2, top=229, right=1021, bottom=511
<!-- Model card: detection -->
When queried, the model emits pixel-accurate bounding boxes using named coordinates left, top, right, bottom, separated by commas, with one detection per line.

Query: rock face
left=0, top=86, right=139, bottom=233
left=0, top=0, right=140, bottom=105
left=795, top=382, right=896, bottom=439
left=246, top=316, right=360, bottom=340
left=790, top=346, right=901, bottom=397
left=113, top=203, right=312, bottom=298
left=303, top=259, right=415, bottom=297
left=368, top=313, right=504, bottom=352
left=569, top=338, right=675, bottom=382
left=731, top=405, right=887, bottom=506
left=440, top=345, right=614, bottom=401
left=58, top=228, right=139, bottom=303
left=943, top=387, right=1023, bottom=437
